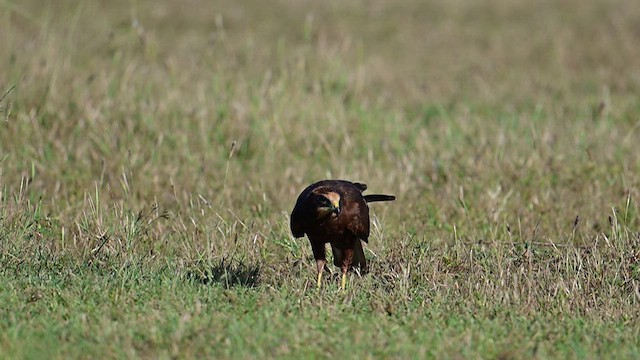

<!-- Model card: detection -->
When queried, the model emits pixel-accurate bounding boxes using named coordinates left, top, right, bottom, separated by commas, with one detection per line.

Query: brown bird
left=290, top=180, right=395, bottom=289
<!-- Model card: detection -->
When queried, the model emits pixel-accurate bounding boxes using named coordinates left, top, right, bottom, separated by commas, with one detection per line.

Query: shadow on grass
left=186, top=258, right=260, bottom=288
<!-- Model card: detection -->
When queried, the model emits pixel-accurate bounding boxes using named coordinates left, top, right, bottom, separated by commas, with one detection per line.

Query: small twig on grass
left=89, top=233, right=111, bottom=263
left=221, top=140, right=236, bottom=193
left=0, top=85, right=15, bottom=121
left=0, top=85, right=15, bottom=104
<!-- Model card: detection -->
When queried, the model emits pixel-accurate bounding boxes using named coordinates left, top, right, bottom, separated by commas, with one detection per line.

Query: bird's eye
left=315, top=195, right=330, bottom=206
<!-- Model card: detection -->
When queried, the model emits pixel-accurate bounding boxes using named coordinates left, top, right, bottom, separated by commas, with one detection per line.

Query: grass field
left=2, top=0, right=640, bottom=358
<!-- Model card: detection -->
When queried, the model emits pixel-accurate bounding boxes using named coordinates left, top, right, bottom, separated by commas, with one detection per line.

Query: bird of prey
left=290, top=180, right=395, bottom=289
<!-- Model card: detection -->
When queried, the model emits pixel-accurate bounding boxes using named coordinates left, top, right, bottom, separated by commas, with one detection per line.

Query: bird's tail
left=364, top=194, right=396, bottom=203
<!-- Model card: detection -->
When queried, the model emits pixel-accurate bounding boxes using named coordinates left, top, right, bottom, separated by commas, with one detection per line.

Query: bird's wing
left=351, top=182, right=368, bottom=192
left=345, top=202, right=370, bottom=242
left=290, top=201, right=306, bottom=237
left=290, top=182, right=324, bottom=237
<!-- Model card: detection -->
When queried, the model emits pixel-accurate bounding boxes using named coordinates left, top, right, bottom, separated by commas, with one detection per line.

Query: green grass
left=2, top=0, right=640, bottom=358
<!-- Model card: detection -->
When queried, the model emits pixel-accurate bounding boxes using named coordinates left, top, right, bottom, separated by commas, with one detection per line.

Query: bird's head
left=312, top=191, right=341, bottom=218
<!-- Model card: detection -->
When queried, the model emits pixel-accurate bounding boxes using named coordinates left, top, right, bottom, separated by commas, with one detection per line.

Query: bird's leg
left=310, top=241, right=327, bottom=289
left=340, top=248, right=354, bottom=290
left=316, top=259, right=326, bottom=288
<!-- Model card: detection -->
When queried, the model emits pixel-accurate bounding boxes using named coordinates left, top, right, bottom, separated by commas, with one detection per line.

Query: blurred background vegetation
left=2, top=0, right=638, bottom=239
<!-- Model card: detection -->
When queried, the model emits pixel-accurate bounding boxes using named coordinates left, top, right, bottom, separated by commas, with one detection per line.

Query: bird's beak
left=331, top=200, right=340, bottom=215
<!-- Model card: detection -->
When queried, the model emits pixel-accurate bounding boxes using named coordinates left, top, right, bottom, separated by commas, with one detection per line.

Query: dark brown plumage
left=290, top=179, right=395, bottom=289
